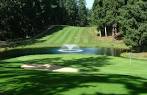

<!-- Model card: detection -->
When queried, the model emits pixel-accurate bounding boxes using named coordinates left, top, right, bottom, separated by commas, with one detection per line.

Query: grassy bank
left=0, top=54, right=147, bottom=95
left=121, top=52, right=147, bottom=59
left=1, top=26, right=139, bottom=95
left=25, top=26, right=127, bottom=48
left=0, top=26, right=128, bottom=51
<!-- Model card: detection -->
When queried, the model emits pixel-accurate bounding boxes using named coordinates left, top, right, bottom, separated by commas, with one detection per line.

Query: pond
left=0, top=47, right=128, bottom=59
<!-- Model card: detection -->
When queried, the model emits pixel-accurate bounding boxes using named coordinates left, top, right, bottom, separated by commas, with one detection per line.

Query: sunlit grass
left=18, top=26, right=128, bottom=49
left=0, top=26, right=145, bottom=95
left=121, top=52, right=147, bottom=59
left=0, top=54, right=147, bottom=95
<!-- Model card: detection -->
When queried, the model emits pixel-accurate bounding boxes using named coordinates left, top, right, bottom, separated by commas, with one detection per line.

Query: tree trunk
left=112, top=27, right=115, bottom=41
left=105, top=26, right=107, bottom=37
left=99, top=30, right=102, bottom=37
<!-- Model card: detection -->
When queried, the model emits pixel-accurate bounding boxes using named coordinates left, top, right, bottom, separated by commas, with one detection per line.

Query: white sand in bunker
left=21, top=64, right=79, bottom=73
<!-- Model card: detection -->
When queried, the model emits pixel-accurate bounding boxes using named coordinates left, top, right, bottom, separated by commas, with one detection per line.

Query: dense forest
left=0, top=0, right=87, bottom=40
left=91, top=0, right=147, bottom=50
left=0, top=0, right=147, bottom=50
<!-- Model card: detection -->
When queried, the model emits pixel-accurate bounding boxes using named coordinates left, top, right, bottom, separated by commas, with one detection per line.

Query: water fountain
left=58, top=44, right=83, bottom=53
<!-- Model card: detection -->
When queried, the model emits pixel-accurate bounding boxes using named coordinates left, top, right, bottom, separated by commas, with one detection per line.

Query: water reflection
left=0, top=47, right=128, bottom=59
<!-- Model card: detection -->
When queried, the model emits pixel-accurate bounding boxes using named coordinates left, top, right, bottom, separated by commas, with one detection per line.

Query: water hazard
left=0, top=47, right=128, bottom=59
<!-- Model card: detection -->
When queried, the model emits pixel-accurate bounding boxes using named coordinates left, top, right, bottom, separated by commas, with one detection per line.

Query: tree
left=0, top=0, right=64, bottom=40
left=78, top=0, right=87, bottom=26
left=121, top=0, right=147, bottom=51
left=91, top=0, right=128, bottom=37
left=63, top=0, right=78, bottom=25
left=91, top=0, right=147, bottom=51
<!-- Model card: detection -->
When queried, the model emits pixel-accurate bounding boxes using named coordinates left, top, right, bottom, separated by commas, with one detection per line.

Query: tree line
left=91, top=0, right=147, bottom=51
left=0, top=0, right=87, bottom=40
left=0, top=0, right=147, bottom=51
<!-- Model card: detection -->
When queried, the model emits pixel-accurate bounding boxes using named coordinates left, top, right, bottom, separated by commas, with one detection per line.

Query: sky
left=86, top=0, right=94, bottom=9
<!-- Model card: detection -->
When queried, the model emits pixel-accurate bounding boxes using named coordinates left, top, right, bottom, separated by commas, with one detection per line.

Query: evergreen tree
left=121, top=0, right=147, bottom=50
left=78, top=0, right=87, bottom=26
left=0, top=0, right=63, bottom=40
left=63, top=0, right=78, bottom=25
left=91, top=0, right=127, bottom=37
left=91, top=0, right=147, bottom=51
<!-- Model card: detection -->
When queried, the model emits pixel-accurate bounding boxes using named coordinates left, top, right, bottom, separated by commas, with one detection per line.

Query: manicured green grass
left=0, top=26, right=144, bottom=95
left=15, top=26, right=127, bottom=49
left=121, top=52, right=147, bottom=59
left=0, top=54, right=147, bottom=95
left=0, top=26, right=128, bottom=52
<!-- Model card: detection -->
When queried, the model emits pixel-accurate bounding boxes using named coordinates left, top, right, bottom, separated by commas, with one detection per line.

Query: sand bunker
left=21, top=64, right=79, bottom=73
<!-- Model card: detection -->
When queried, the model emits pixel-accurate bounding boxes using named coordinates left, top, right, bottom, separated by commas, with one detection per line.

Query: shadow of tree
left=0, top=56, right=110, bottom=72
left=0, top=56, right=147, bottom=95
left=57, top=56, right=110, bottom=72
left=0, top=47, right=58, bottom=60
left=8, top=26, right=65, bottom=48
left=0, top=69, right=147, bottom=95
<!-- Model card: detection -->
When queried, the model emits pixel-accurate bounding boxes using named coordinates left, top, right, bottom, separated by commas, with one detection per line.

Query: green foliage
left=91, top=0, right=147, bottom=51
left=0, top=0, right=62, bottom=40
left=63, top=0, right=78, bottom=25
left=91, top=0, right=127, bottom=36
left=78, top=0, right=87, bottom=26
left=121, top=0, right=147, bottom=50
left=0, top=0, right=88, bottom=40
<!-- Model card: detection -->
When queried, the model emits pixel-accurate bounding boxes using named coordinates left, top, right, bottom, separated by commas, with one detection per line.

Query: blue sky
left=86, top=0, right=94, bottom=9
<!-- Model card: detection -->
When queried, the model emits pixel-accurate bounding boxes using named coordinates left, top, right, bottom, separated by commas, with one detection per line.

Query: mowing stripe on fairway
left=83, top=28, right=90, bottom=44
left=46, top=27, right=70, bottom=45
left=36, top=31, right=61, bottom=45
left=64, top=27, right=80, bottom=44
left=19, top=26, right=127, bottom=48
left=87, top=27, right=96, bottom=46
left=56, top=27, right=74, bottom=44
left=74, top=27, right=84, bottom=44
left=79, top=27, right=89, bottom=45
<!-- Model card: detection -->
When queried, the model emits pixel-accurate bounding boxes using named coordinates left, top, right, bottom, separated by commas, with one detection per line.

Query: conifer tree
left=78, top=0, right=87, bottom=26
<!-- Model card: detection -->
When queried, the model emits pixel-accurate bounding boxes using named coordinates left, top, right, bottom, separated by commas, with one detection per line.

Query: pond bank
left=0, top=47, right=128, bottom=60
left=121, top=52, right=147, bottom=60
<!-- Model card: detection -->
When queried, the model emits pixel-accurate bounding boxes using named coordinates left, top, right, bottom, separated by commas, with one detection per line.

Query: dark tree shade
left=78, top=0, right=87, bottom=26
left=0, top=0, right=88, bottom=40
left=91, top=0, right=147, bottom=51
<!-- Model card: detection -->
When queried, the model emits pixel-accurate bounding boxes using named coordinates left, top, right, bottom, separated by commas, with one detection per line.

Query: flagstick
left=129, top=47, right=132, bottom=65
left=129, top=52, right=132, bottom=65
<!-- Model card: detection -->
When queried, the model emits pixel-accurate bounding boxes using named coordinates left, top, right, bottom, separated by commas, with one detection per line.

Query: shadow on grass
left=9, top=26, right=65, bottom=47
left=0, top=56, right=109, bottom=72
left=0, top=55, right=147, bottom=95
left=0, top=47, right=58, bottom=60
left=0, top=69, right=147, bottom=95
left=0, top=56, right=147, bottom=95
